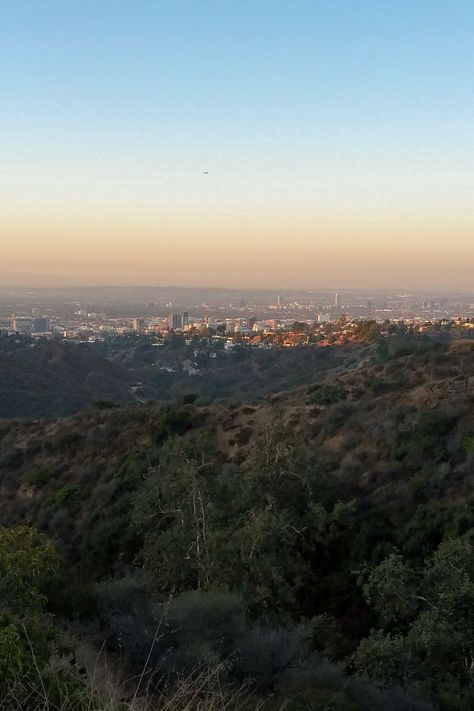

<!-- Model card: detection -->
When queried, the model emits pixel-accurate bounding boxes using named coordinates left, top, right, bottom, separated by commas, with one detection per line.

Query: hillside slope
left=1, top=341, right=473, bottom=555
left=102, top=337, right=369, bottom=401
left=0, top=339, right=139, bottom=418
left=1, top=341, right=474, bottom=709
left=0, top=334, right=368, bottom=417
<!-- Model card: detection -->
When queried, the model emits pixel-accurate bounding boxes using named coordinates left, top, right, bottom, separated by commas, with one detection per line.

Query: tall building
left=334, top=293, right=341, bottom=307
left=10, top=315, right=31, bottom=334
left=204, top=315, right=215, bottom=327
left=132, top=317, right=146, bottom=334
left=277, top=295, right=285, bottom=308
left=182, top=312, right=189, bottom=327
left=168, top=313, right=183, bottom=330
left=33, top=316, right=51, bottom=333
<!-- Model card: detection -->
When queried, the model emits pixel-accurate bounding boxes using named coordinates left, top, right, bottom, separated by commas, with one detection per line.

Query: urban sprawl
left=2, top=290, right=474, bottom=347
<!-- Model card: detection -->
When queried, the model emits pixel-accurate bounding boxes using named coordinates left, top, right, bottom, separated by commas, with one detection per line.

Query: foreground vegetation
left=1, top=339, right=474, bottom=708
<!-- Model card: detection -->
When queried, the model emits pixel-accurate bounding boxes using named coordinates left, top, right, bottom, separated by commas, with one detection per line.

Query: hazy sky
left=1, top=1, right=474, bottom=289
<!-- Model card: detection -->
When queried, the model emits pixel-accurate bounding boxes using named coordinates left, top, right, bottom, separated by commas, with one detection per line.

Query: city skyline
left=2, top=1, right=474, bottom=288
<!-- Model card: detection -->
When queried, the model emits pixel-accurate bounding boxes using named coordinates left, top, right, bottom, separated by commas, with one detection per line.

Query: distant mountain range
left=0, top=272, right=82, bottom=287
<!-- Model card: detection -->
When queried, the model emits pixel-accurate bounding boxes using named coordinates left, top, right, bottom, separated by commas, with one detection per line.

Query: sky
left=1, top=0, right=474, bottom=289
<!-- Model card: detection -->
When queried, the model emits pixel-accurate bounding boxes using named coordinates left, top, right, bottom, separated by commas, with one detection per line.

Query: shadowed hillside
left=0, top=339, right=139, bottom=418
left=1, top=341, right=474, bottom=709
left=2, top=341, right=474, bottom=548
left=0, top=334, right=369, bottom=418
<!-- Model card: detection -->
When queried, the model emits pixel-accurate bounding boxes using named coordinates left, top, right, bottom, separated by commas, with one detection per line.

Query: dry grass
left=1, top=664, right=267, bottom=711
left=1, top=630, right=267, bottom=711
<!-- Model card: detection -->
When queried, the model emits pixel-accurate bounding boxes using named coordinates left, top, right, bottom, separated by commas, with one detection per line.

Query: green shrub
left=310, top=382, right=347, bottom=406
left=463, top=433, right=474, bottom=454
left=0, top=526, right=58, bottom=611
left=51, top=429, right=82, bottom=451
left=93, top=399, right=119, bottom=410
left=180, top=393, right=198, bottom=404
left=27, top=464, right=56, bottom=488
left=47, top=484, right=87, bottom=511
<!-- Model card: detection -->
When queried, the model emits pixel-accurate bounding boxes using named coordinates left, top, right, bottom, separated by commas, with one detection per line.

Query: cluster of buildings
left=9, top=314, right=51, bottom=335
left=129, top=312, right=333, bottom=337
left=2, top=290, right=474, bottom=349
left=2, top=307, right=348, bottom=344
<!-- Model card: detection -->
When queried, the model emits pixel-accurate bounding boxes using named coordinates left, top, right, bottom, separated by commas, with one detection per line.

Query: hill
left=0, top=338, right=139, bottom=418
left=102, top=334, right=369, bottom=401
left=1, top=340, right=474, bottom=709
left=2, top=340, right=474, bottom=548
left=0, top=334, right=368, bottom=418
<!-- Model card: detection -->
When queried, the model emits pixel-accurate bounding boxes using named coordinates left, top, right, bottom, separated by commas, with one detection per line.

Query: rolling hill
left=1, top=339, right=474, bottom=709
left=0, top=339, right=139, bottom=418
left=0, top=334, right=368, bottom=418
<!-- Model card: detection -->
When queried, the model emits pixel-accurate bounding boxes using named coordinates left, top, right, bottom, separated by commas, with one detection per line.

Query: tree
left=354, top=538, right=474, bottom=708
left=133, top=422, right=353, bottom=619
left=133, top=437, right=219, bottom=592
left=0, top=526, right=58, bottom=611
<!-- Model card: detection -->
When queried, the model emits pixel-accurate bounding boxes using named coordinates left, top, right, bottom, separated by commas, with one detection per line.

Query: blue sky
left=1, top=1, right=474, bottom=287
